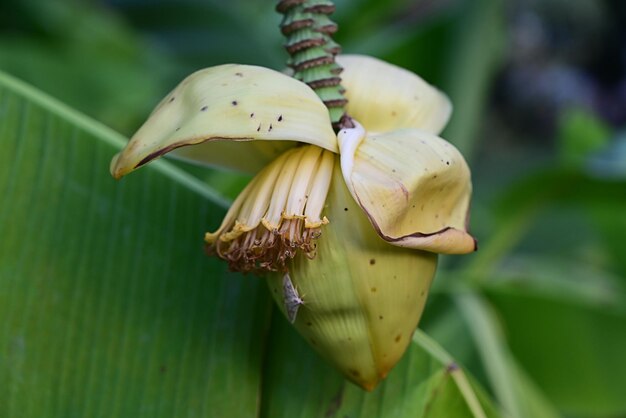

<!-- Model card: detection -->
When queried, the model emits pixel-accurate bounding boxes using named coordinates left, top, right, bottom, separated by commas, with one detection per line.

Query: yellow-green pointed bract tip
left=267, top=162, right=437, bottom=391
left=110, top=64, right=337, bottom=179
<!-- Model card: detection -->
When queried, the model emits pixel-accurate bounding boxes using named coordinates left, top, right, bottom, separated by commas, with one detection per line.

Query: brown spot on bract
left=232, top=100, right=238, bottom=106
left=369, top=258, right=376, bottom=265
left=349, top=369, right=361, bottom=378
left=250, top=113, right=255, bottom=118
left=391, top=111, right=397, bottom=116
left=268, top=123, right=273, bottom=132
left=370, top=287, right=377, bottom=293
left=257, top=124, right=261, bottom=132
left=278, top=115, right=283, bottom=122
left=379, top=315, right=384, bottom=320
left=235, top=72, right=243, bottom=77
left=310, top=338, right=317, bottom=346
left=201, top=106, right=208, bottom=111
left=168, top=97, right=175, bottom=103
left=395, top=334, right=402, bottom=343
left=306, top=321, right=312, bottom=326
left=344, top=207, right=348, bottom=211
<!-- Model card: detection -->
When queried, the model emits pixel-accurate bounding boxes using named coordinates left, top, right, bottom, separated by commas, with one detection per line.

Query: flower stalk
left=277, top=0, right=350, bottom=130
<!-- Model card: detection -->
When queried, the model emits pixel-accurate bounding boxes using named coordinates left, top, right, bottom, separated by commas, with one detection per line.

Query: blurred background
left=1, top=0, right=625, bottom=417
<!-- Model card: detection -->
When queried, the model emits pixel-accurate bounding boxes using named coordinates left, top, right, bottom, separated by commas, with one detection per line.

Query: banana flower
left=110, top=55, right=475, bottom=390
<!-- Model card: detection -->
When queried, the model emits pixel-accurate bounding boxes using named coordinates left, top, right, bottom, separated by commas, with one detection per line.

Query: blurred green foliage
left=1, top=0, right=625, bottom=417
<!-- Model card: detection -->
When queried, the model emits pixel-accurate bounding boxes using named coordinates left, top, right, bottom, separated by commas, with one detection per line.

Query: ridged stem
left=277, top=0, right=351, bottom=131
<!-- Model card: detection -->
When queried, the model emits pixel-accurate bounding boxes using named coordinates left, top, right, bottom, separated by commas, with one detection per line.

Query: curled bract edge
left=110, top=64, right=336, bottom=178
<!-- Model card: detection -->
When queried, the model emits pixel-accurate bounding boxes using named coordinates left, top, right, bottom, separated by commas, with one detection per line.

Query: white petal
left=337, top=55, right=452, bottom=134
left=111, top=64, right=337, bottom=179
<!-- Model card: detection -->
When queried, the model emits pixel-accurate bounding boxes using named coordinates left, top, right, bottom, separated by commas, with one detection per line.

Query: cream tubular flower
left=110, top=55, right=475, bottom=391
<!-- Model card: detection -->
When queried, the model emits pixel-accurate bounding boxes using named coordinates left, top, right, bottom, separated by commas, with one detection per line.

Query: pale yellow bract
left=110, top=54, right=476, bottom=391
left=110, top=64, right=337, bottom=177
left=338, top=55, right=452, bottom=134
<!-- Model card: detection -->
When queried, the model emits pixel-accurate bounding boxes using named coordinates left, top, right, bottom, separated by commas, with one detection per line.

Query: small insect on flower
left=282, top=272, right=304, bottom=323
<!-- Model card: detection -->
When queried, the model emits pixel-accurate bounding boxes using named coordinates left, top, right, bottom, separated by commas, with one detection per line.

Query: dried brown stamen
left=208, top=219, right=321, bottom=274
left=205, top=145, right=334, bottom=274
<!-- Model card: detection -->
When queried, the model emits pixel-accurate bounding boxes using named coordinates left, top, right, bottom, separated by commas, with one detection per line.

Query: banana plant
left=15, top=1, right=617, bottom=417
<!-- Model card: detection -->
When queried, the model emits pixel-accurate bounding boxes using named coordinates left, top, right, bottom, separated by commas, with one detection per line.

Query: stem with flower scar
left=277, top=0, right=352, bottom=131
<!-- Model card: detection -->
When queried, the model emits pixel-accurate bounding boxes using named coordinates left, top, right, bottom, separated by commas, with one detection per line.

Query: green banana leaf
left=0, top=71, right=498, bottom=417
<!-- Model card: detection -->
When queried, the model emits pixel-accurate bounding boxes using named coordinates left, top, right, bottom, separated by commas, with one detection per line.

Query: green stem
left=276, top=0, right=350, bottom=131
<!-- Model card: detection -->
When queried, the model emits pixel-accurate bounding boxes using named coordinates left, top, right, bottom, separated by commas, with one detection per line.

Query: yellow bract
left=338, top=123, right=475, bottom=254
left=110, top=64, right=336, bottom=178
left=338, top=55, right=452, bottom=134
